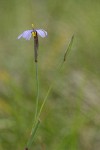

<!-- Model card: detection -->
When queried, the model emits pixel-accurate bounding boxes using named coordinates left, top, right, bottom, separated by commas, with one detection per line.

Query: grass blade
left=64, top=35, right=74, bottom=62
left=26, top=120, right=40, bottom=149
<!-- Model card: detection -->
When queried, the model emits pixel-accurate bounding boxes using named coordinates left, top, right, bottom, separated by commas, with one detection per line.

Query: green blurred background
left=0, top=0, right=100, bottom=150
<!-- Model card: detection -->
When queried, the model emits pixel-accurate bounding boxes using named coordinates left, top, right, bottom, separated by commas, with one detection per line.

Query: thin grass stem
left=26, top=120, right=40, bottom=149
left=34, top=62, right=39, bottom=121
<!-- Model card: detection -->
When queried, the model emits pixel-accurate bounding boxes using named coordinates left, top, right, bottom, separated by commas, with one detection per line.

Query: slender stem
left=25, top=63, right=40, bottom=150
left=34, top=62, right=39, bottom=122
left=37, top=84, right=53, bottom=121
left=26, top=120, right=40, bottom=149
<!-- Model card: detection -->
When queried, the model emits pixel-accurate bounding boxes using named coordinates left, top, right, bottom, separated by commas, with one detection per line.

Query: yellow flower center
left=32, top=31, right=36, bottom=37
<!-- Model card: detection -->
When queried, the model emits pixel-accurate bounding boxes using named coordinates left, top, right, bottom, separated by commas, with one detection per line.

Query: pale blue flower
left=18, top=25, right=47, bottom=62
left=18, top=29, right=47, bottom=40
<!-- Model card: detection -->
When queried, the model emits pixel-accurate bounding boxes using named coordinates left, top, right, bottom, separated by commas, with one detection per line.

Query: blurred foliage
left=0, top=0, right=100, bottom=150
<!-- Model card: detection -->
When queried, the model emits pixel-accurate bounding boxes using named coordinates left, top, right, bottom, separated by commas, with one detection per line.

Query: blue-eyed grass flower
left=18, top=24, right=47, bottom=62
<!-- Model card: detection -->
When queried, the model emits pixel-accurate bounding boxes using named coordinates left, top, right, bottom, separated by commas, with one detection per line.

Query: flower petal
left=18, top=30, right=33, bottom=40
left=36, top=29, right=47, bottom=38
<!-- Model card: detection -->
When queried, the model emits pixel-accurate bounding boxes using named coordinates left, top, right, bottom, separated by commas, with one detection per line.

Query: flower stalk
left=18, top=26, right=74, bottom=150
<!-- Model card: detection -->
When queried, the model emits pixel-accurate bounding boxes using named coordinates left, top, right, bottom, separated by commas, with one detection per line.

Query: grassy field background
left=0, top=0, right=100, bottom=150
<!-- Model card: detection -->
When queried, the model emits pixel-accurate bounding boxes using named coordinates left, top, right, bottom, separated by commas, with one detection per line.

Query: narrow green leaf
left=64, top=35, right=74, bottom=62
left=36, top=35, right=74, bottom=120
left=26, top=120, right=40, bottom=149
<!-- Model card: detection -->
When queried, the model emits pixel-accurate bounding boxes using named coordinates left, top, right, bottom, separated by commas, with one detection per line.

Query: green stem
left=26, top=120, right=40, bottom=149
left=25, top=62, right=40, bottom=150
left=34, top=62, right=39, bottom=121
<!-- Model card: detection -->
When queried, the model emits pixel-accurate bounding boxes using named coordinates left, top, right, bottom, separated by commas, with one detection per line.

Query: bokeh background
left=0, top=0, right=100, bottom=150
